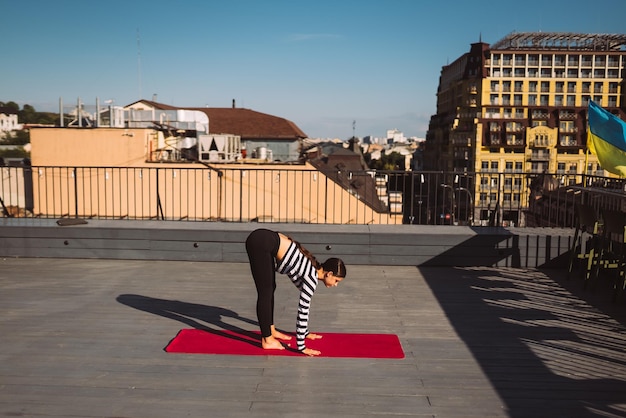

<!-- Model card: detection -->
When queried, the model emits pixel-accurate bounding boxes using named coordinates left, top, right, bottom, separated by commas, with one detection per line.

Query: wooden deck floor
left=1, top=258, right=625, bottom=417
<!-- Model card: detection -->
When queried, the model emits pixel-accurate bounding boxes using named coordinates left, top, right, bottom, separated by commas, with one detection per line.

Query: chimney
left=232, top=99, right=236, bottom=109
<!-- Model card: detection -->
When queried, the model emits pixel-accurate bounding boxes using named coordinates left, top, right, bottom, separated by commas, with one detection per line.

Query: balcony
left=558, top=111, right=577, bottom=120
left=529, top=151, right=551, bottom=161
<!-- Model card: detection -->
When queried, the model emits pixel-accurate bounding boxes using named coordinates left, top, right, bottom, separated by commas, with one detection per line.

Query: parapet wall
left=0, top=219, right=574, bottom=268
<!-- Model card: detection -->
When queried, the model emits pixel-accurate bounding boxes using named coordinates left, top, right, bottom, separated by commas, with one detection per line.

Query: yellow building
left=426, top=32, right=626, bottom=225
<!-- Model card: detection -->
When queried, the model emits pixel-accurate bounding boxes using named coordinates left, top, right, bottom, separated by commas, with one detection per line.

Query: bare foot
left=272, top=330, right=292, bottom=341
left=261, top=336, right=285, bottom=350
left=270, top=325, right=292, bottom=341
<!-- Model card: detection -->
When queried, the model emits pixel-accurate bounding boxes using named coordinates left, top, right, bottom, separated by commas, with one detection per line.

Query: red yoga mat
left=165, top=329, right=404, bottom=359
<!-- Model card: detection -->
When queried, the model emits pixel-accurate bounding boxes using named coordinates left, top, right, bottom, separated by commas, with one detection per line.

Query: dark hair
left=321, top=257, right=347, bottom=278
left=290, top=238, right=346, bottom=278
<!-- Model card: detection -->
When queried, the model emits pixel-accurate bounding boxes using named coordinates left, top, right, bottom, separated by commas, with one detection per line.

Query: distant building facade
left=0, top=107, right=21, bottom=133
left=124, top=100, right=306, bottom=163
left=425, top=32, right=626, bottom=224
left=27, top=99, right=398, bottom=224
left=425, top=32, right=626, bottom=175
left=386, top=129, right=406, bottom=144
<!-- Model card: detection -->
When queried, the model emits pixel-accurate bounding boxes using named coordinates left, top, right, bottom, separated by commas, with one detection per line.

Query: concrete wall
left=0, top=218, right=574, bottom=268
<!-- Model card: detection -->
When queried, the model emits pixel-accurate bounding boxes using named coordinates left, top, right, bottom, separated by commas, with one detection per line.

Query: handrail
left=1, top=164, right=624, bottom=226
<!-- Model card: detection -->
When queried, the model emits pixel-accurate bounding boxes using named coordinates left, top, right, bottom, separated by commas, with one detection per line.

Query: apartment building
left=425, top=32, right=626, bottom=225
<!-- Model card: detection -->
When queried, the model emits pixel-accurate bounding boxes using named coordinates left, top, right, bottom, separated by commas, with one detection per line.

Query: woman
left=245, top=228, right=346, bottom=356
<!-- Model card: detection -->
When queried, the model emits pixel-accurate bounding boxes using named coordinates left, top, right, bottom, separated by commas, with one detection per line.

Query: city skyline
left=2, top=0, right=625, bottom=140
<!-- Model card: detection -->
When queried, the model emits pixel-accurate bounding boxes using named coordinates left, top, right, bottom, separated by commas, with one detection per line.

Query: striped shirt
left=276, top=241, right=319, bottom=351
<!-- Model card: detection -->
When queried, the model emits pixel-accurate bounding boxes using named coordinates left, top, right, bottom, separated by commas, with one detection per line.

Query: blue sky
left=3, top=0, right=625, bottom=139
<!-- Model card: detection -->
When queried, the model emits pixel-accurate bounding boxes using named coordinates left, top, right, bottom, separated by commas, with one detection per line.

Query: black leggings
left=245, top=228, right=280, bottom=338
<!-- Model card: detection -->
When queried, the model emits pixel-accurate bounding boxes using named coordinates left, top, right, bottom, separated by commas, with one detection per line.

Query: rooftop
left=490, top=32, right=626, bottom=51
left=1, top=252, right=625, bottom=416
left=127, top=99, right=308, bottom=140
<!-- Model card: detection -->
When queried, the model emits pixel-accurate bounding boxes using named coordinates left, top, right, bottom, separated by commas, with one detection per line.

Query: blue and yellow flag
left=587, top=101, right=626, bottom=177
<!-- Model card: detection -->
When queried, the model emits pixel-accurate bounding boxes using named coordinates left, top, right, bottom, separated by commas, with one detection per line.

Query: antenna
left=137, top=29, right=142, bottom=100
left=352, top=120, right=356, bottom=139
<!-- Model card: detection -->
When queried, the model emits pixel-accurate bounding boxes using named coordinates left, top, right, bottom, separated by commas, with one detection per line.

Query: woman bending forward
left=245, top=228, right=347, bottom=356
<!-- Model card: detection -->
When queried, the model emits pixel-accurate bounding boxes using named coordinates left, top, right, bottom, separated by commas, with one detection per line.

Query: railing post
left=155, top=167, right=164, bottom=220
left=239, top=169, right=243, bottom=223
left=73, top=167, right=78, bottom=218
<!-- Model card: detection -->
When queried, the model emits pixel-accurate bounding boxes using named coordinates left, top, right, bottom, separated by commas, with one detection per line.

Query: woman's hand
left=302, top=347, right=321, bottom=356
left=306, top=333, right=322, bottom=340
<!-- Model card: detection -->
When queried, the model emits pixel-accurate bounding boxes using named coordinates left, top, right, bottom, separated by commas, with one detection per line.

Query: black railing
left=1, top=163, right=624, bottom=226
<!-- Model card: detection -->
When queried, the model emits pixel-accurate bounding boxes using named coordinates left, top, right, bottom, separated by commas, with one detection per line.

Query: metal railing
left=2, top=163, right=625, bottom=226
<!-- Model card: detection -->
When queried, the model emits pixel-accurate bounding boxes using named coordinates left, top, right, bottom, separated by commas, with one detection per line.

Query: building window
left=567, top=82, right=577, bottom=93
left=490, top=161, right=499, bottom=172
left=555, top=82, right=564, bottom=93
left=560, top=135, right=576, bottom=146
left=560, top=120, right=575, bottom=132
left=594, top=82, right=604, bottom=93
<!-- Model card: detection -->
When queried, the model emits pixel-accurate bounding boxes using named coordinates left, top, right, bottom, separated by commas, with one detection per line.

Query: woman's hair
left=290, top=237, right=346, bottom=278
left=321, top=257, right=347, bottom=278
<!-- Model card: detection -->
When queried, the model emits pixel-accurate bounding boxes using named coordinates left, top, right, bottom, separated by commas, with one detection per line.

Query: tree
left=0, top=147, right=29, bottom=159
left=368, top=151, right=405, bottom=171
left=0, top=101, right=20, bottom=112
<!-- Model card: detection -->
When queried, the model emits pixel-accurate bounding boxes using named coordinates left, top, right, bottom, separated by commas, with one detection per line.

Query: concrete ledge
left=0, top=218, right=574, bottom=268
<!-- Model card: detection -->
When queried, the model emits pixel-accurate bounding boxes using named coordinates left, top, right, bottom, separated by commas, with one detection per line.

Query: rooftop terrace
left=1, top=252, right=625, bottom=416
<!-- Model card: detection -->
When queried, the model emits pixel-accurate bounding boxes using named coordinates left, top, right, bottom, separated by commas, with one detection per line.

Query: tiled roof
left=190, top=107, right=307, bottom=139
left=126, top=100, right=307, bottom=139
left=306, top=142, right=388, bottom=213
